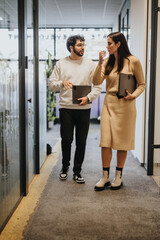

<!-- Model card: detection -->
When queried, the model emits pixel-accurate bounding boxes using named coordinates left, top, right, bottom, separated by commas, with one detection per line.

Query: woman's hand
left=99, top=51, right=106, bottom=65
left=124, top=90, right=135, bottom=100
left=77, top=96, right=89, bottom=105
left=62, top=81, right=73, bottom=89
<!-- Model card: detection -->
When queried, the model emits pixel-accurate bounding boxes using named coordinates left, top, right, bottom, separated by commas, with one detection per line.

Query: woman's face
left=107, top=37, right=120, bottom=55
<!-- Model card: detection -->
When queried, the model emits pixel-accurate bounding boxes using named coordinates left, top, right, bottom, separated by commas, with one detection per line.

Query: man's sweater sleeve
left=87, top=83, right=102, bottom=102
left=48, top=62, right=63, bottom=92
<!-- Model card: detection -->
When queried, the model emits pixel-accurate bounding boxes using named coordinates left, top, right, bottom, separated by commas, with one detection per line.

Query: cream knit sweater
left=49, top=56, right=102, bottom=109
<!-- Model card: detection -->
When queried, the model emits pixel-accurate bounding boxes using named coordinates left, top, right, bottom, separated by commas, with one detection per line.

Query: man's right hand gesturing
left=62, top=81, right=73, bottom=89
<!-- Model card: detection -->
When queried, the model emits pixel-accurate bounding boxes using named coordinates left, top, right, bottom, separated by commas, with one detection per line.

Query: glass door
left=0, top=0, right=20, bottom=230
left=39, top=0, right=47, bottom=167
left=26, top=0, right=36, bottom=183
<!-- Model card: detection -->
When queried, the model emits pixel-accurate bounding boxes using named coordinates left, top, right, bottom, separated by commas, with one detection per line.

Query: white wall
left=130, top=0, right=148, bottom=163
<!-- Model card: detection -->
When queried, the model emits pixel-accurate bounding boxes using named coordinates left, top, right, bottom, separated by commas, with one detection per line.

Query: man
left=48, top=35, right=101, bottom=184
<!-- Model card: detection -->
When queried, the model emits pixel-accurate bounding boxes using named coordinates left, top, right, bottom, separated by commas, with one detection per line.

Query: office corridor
left=1, top=124, right=160, bottom=240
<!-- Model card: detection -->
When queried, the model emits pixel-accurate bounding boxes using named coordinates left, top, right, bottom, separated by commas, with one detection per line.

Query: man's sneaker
left=59, top=167, right=69, bottom=180
left=73, top=173, right=85, bottom=184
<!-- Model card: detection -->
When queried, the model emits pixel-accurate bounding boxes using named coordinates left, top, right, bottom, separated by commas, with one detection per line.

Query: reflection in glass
left=0, top=0, right=20, bottom=230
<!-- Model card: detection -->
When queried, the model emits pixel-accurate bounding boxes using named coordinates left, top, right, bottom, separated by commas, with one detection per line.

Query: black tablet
left=117, top=73, right=137, bottom=98
left=72, top=85, right=91, bottom=104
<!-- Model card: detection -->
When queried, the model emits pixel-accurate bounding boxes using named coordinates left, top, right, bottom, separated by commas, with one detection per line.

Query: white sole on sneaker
left=73, top=177, right=85, bottom=184
left=59, top=173, right=68, bottom=180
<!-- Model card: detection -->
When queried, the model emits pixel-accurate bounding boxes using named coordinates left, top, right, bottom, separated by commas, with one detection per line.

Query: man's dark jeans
left=59, top=108, right=90, bottom=174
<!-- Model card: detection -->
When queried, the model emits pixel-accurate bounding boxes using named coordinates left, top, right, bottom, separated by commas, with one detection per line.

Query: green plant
left=46, top=52, right=53, bottom=78
left=47, top=91, right=56, bottom=122
left=46, top=52, right=57, bottom=127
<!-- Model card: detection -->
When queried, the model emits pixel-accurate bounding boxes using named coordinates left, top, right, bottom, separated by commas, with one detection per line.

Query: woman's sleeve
left=92, top=59, right=107, bottom=85
left=132, top=58, right=146, bottom=98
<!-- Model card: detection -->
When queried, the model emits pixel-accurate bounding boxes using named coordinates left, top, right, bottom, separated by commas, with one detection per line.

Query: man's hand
left=77, top=96, right=89, bottom=105
left=124, top=90, right=135, bottom=100
left=62, top=81, right=73, bottom=89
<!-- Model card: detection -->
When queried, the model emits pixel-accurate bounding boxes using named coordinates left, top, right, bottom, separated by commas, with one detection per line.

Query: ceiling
left=45, top=0, right=125, bottom=27
left=0, top=0, right=125, bottom=28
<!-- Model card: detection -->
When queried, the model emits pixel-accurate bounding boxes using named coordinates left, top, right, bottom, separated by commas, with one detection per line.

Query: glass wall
left=55, top=28, right=111, bottom=59
left=26, top=0, right=36, bottom=183
left=0, top=0, right=20, bottom=230
left=39, top=0, right=47, bottom=167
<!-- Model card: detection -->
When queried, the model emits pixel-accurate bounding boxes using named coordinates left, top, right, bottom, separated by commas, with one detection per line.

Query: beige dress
left=92, top=55, right=145, bottom=150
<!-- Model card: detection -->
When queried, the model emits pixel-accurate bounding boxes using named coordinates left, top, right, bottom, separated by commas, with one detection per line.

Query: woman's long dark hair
left=105, top=32, right=132, bottom=75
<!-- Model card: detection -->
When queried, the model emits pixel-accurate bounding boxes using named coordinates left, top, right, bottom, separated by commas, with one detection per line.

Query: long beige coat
left=93, top=55, right=145, bottom=150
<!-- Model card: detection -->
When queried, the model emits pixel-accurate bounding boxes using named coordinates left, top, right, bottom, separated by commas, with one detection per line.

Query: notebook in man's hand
left=117, top=73, right=137, bottom=99
left=72, top=85, right=91, bottom=104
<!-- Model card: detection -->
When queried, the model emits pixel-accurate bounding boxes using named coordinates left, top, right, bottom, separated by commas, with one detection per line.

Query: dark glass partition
left=0, top=0, right=20, bottom=230
left=119, top=0, right=130, bottom=47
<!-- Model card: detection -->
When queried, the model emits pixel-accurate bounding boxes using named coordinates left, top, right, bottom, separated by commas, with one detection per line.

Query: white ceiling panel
left=0, top=0, right=125, bottom=28
left=46, top=0, right=125, bottom=27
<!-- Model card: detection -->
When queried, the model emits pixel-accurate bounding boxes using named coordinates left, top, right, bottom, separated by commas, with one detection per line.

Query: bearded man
left=49, top=35, right=102, bottom=184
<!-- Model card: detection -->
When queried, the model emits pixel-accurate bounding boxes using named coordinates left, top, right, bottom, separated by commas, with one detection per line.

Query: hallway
left=0, top=124, right=160, bottom=240
left=2, top=0, right=160, bottom=235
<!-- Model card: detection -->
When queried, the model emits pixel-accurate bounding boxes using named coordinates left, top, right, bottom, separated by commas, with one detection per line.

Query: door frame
left=18, top=0, right=39, bottom=196
left=147, top=0, right=159, bottom=175
left=33, top=0, right=40, bottom=174
left=18, top=0, right=28, bottom=196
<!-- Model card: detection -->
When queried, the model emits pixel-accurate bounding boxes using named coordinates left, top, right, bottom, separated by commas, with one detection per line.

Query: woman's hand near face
left=99, top=51, right=106, bottom=66
left=124, top=90, right=135, bottom=100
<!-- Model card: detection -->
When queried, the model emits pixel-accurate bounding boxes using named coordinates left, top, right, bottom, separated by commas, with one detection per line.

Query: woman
left=93, top=32, right=145, bottom=191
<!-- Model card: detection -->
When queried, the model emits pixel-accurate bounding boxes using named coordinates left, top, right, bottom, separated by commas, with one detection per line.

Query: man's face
left=72, top=39, right=85, bottom=56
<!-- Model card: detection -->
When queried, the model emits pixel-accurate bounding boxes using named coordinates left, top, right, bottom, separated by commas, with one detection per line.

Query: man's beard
left=73, top=46, right=84, bottom=56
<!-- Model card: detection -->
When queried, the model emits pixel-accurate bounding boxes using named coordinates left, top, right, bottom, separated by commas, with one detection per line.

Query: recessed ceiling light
left=0, top=17, right=3, bottom=21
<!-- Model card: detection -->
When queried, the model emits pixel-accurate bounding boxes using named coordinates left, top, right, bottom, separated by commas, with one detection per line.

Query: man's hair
left=66, top=35, right=85, bottom=52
